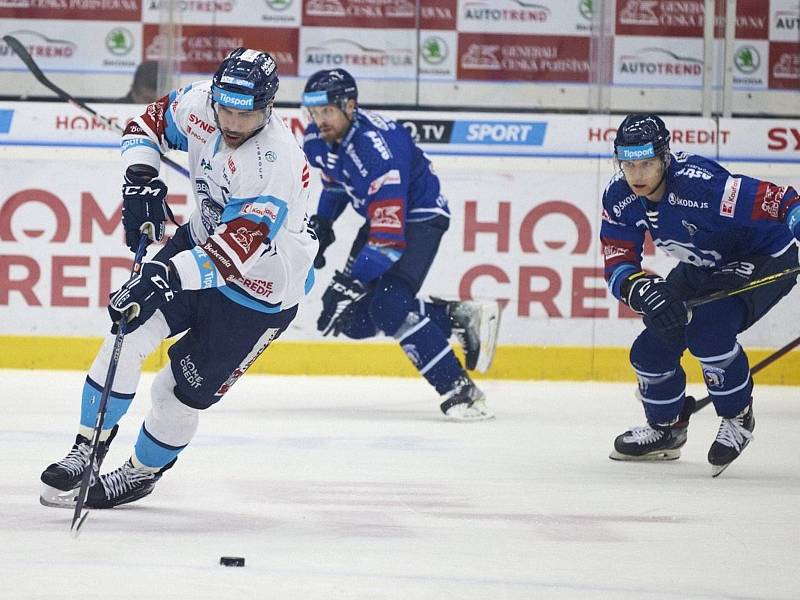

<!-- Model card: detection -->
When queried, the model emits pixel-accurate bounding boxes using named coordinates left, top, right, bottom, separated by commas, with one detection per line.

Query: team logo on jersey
left=368, top=169, right=402, bottom=196
left=200, top=158, right=213, bottom=173
left=264, top=150, right=277, bottom=162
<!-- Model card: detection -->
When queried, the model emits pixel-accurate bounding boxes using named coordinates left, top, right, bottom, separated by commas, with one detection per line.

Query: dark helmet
left=211, top=47, right=279, bottom=111
left=302, top=69, right=358, bottom=110
left=614, top=114, right=670, bottom=161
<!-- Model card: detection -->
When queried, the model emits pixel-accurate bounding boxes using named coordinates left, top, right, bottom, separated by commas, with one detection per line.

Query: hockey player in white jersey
left=40, top=48, right=318, bottom=509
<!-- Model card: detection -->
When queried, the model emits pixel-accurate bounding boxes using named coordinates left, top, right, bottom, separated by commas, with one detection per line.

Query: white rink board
left=0, top=104, right=799, bottom=349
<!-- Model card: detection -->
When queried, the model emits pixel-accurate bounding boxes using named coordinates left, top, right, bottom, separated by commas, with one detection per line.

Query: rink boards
left=0, top=104, right=799, bottom=382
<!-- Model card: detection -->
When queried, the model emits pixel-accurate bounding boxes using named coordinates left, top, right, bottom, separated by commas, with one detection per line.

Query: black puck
left=220, top=556, right=245, bottom=567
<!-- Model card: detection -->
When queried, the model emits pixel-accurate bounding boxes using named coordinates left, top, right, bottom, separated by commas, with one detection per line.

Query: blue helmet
left=302, top=69, right=358, bottom=110
left=211, top=47, right=279, bottom=111
left=614, top=114, right=670, bottom=161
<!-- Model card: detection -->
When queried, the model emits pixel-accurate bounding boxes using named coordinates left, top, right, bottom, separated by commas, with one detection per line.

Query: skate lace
left=715, top=416, right=754, bottom=451
left=57, top=443, right=92, bottom=476
left=626, top=426, right=664, bottom=446
left=101, top=462, right=155, bottom=499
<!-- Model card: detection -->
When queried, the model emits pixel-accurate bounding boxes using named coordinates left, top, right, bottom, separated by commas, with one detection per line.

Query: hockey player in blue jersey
left=39, top=49, right=318, bottom=508
left=601, top=114, right=800, bottom=476
left=301, top=68, right=500, bottom=421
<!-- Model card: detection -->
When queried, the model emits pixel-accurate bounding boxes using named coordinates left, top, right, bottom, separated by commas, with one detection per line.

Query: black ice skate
left=440, top=376, right=494, bottom=421
left=434, top=298, right=500, bottom=373
left=610, top=395, right=695, bottom=461
left=40, top=425, right=119, bottom=508
left=708, top=403, right=755, bottom=477
left=85, top=457, right=177, bottom=509
left=610, top=424, right=687, bottom=461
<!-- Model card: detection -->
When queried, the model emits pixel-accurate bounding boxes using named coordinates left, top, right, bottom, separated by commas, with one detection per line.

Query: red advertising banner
left=143, top=24, right=299, bottom=76
left=769, top=41, right=800, bottom=90
left=457, top=33, right=590, bottom=83
left=0, top=0, right=141, bottom=21
left=301, top=0, right=417, bottom=28
left=616, top=0, right=769, bottom=39
left=420, top=0, right=456, bottom=30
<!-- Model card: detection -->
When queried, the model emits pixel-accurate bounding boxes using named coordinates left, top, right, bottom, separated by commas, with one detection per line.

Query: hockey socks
left=697, top=343, right=752, bottom=418
left=633, top=366, right=687, bottom=426
left=396, top=314, right=465, bottom=395
left=133, top=424, right=187, bottom=469
left=78, top=376, right=134, bottom=441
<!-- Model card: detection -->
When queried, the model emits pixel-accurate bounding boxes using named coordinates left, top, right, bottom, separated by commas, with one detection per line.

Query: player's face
left=619, top=157, right=667, bottom=201
left=215, top=104, right=269, bottom=148
left=307, top=100, right=355, bottom=143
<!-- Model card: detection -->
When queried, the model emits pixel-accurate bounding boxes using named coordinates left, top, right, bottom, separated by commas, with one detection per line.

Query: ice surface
left=1, top=369, right=798, bottom=599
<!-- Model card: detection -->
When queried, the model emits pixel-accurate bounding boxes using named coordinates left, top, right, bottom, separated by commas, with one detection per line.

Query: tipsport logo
left=213, top=88, right=254, bottom=110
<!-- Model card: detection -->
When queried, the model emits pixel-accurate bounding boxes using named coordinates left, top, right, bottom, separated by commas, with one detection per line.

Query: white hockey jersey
left=120, top=81, right=318, bottom=314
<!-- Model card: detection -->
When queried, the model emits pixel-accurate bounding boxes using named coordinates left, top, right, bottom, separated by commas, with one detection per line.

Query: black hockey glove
left=122, top=178, right=169, bottom=253
left=308, top=214, right=335, bottom=269
left=694, top=260, right=757, bottom=295
left=317, top=271, right=368, bottom=337
left=108, top=260, right=180, bottom=325
left=621, top=272, right=688, bottom=335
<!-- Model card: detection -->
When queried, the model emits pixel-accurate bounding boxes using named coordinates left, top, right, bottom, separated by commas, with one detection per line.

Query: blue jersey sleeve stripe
left=304, top=267, right=315, bottom=295
left=608, top=264, right=638, bottom=299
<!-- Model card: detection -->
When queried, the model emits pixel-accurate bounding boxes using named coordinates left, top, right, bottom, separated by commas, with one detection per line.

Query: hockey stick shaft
left=686, top=265, right=800, bottom=310
left=70, top=234, right=149, bottom=534
left=3, top=35, right=190, bottom=179
left=692, top=333, right=800, bottom=413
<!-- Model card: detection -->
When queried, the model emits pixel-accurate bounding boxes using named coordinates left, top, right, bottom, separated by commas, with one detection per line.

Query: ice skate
left=708, top=403, right=755, bottom=477
left=609, top=423, right=687, bottom=461
left=440, top=376, right=494, bottom=421
left=435, top=298, right=500, bottom=373
left=40, top=425, right=118, bottom=508
left=85, top=457, right=176, bottom=509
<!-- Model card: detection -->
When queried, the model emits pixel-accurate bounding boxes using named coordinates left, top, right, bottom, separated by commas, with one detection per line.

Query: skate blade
left=475, top=301, right=501, bottom=374
left=609, top=448, right=681, bottom=461
left=711, top=463, right=731, bottom=477
left=39, top=483, right=78, bottom=508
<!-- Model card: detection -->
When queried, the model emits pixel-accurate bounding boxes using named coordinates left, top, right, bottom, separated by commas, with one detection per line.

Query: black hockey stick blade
left=3, top=35, right=189, bottom=179
left=692, top=332, right=800, bottom=413
left=686, top=265, right=800, bottom=311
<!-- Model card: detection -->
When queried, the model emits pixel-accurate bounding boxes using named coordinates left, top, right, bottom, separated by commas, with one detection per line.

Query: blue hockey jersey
left=303, top=109, right=450, bottom=283
left=601, top=151, right=800, bottom=300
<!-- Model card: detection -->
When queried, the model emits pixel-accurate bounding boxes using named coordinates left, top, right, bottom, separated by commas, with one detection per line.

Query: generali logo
left=773, top=53, right=800, bottom=80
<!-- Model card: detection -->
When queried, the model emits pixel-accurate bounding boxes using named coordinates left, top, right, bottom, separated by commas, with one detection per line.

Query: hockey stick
left=685, top=265, right=800, bottom=310
left=691, top=333, right=800, bottom=413
left=2, top=35, right=190, bottom=179
left=70, top=233, right=149, bottom=535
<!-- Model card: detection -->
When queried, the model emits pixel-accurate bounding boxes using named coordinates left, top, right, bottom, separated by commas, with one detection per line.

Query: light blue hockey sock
left=133, top=424, right=186, bottom=469
left=80, top=376, right=134, bottom=433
